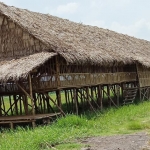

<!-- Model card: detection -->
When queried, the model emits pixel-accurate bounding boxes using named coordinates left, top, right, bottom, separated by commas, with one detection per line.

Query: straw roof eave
left=0, top=52, right=57, bottom=82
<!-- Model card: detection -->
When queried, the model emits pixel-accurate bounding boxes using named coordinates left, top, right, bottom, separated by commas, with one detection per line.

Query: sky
left=1, top=0, right=150, bottom=41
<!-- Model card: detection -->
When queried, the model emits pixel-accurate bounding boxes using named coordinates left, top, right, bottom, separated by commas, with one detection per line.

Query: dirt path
left=81, top=132, right=150, bottom=150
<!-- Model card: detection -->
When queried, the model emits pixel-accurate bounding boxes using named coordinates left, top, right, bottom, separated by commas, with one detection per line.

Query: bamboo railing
left=0, top=72, right=137, bottom=94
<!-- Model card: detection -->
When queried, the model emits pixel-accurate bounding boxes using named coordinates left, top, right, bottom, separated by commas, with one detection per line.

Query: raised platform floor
left=0, top=113, right=61, bottom=129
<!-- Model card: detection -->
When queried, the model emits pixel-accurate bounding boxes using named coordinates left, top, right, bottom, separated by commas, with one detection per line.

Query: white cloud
left=0, top=0, right=17, bottom=5
left=110, top=22, right=137, bottom=36
left=89, top=0, right=131, bottom=10
left=106, top=0, right=131, bottom=8
left=55, top=2, right=79, bottom=14
left=109, top=19, right=150, bottom=40
left=84, top=18, right=150, bottom=40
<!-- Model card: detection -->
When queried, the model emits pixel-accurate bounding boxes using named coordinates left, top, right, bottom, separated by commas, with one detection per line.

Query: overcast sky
left=1, top=0, right=150, bottom=41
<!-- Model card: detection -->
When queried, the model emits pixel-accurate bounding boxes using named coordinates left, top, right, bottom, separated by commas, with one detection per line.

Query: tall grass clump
left=56, top=114, right=89, bottom=128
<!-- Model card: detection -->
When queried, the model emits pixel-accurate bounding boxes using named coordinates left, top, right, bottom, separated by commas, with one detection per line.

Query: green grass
left=1, top=101, right=150, bottom=150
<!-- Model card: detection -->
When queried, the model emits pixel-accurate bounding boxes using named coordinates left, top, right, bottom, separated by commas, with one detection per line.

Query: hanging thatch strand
left=0, top=2, right=150, bottom=81
left=0, top=52, right=56, bottom=81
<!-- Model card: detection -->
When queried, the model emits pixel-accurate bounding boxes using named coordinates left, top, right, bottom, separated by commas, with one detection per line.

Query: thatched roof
left=0, top=2, right=150, bottom=67
left=0, top=2, right=150, bottom=81
left=0, top=52, right=56, bottom=81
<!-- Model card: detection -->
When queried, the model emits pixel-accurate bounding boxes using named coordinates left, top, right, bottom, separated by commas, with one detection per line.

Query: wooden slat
left=0, top=113, right=61, bottom=121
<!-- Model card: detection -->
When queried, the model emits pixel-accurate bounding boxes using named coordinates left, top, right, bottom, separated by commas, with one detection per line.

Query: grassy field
left=0, top=101, right=150, bottom=150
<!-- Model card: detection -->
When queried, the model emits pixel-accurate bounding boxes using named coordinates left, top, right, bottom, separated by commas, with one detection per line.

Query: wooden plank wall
left=0, top=15, right=49, bottom=58
left=137, top=64, right=150, bottom=87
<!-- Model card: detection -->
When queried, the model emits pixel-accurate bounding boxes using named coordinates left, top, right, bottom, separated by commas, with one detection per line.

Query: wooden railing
left=138, top=71, right=150, bottom=87
left=32, top=76, right=57, bottom=90
left=0, top=72, right=137, bottom=94
left=60, top=72, right=136, bottom=87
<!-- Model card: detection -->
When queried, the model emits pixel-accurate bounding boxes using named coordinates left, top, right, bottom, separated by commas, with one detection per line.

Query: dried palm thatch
left=0, top=2, right=150, bottom=81
left=0, top=52, right=56, bottom=81
left=0, top=2, right=150, bottom=66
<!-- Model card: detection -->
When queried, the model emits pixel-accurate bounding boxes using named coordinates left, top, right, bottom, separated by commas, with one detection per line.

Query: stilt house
left=0, top=2, right=150, bottom=128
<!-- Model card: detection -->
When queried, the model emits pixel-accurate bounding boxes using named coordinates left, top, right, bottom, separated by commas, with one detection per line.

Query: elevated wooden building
left=0, top=2, right=150, bottom=128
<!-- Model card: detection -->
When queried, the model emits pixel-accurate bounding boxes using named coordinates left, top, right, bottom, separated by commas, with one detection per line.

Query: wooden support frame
left=97, top=85, right=103, bottom=110
left=77, top=88, right=97, bottom=114
left=44, top=93, right=65, bottom=116
left=16, top=78, right=36, bottom=127
left=140, top=87, right=150, bottom=101
left=102, top=86, right=118, bottom=108
left=29, top=74, right=35, bottom=116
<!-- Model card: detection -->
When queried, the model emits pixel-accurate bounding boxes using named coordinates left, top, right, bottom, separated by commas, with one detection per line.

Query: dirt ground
left=81, top=132, right=150, bottom=150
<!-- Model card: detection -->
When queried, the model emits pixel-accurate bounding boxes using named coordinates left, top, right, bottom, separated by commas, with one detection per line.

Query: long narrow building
left=0, top=2, right=149, bottom=128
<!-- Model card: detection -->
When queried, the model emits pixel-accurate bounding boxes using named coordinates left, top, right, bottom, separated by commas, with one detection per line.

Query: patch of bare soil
left=81, top=132, right=150, bottom=150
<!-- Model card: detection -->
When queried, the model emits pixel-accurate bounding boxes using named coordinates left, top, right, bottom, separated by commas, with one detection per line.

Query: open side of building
left=0, top=2, right=150, bottom=128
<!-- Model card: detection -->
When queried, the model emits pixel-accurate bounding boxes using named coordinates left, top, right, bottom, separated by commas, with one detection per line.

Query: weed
left=127, top=121, right=144, bottom=130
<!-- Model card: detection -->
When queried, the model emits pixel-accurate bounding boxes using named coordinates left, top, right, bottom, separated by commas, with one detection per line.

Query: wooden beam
left=73, top=88, right=78, bottom=115
left=44, top=93, right=65, bottom=116
left=55, top=56, right=60, bottom=87
left=56, top=90, right=62, bottom=108
left=78, top=89, right=97, bottom=114
left=103, top=88, right=118, bottom=108
left=97, top=85, right=103, bottom=110
left=16, top=81, right=35, bottom=116
left=0, top=96, right=2, bottom=116
left=29, top=74, right=35, bottom=116
left=136, top=63, right=141, bottom=100
left=13, top=95, right=18, bottom=115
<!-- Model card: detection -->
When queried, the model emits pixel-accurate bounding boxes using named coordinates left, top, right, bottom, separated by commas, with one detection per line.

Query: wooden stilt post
left=29, top=74, right=35, bottom=115
left=91, top=87, right=94, bottom=105
left=65, top=90, right=68, bottom=110
left=29, top=74, right=36, bottom=127
left=148, top=87, right=150, bottom=100
left=117, top=85, right=120, bottom=106
left=0, top=96, right=2, bottom=116
left=39, top=94, right=43, bottom=113
left=95, top=87, right=98, bottom=101
left=14, top=95, right=18, bottom=115
left=33, top=93, right=38, bottom=114
left=76, top=89, right=79, bottom=109
left=19, top=96, right=22, bottom=115
left=67, top=90, right=71, bottom=110
left=102, top=86, right=105, bottom=104
left=121, top=83, right=124, bottom=100
left=136, top=63, right=141, bottom=101
left=1, top=97, right=6, bottom=115
left=9, top=96, right=13, bottom=115
left=107, top=85, right=111, bottom=107
left=73, top=88, right=78, bottom=115
left=42, top=94, right=46, bottom=113
left=86, top=87, right=90, bottom=105
left=55, top=56, right=62, bottom=108
left=70, top=89, right=74, bottom=111
left=98, top=85, right=103, bottom=111
left=78, top=89, right=84, bottom=112
left=139, top=88, right=142, bottom=101
left=56, top=90, right=61, bottom=108
left=22, top=95, right=28, bottom=115
left=10, top=122, right=14, bottom=129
